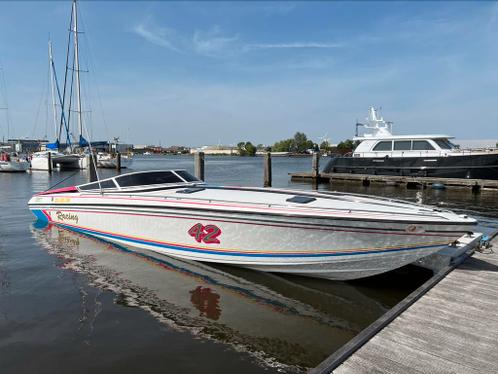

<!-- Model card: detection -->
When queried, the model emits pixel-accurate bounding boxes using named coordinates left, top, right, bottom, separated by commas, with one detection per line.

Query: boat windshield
left=115, top=170, right=198, bottom=188
left=434, top=139, right=456, bottom=150
left=78, top=170, right=200, bottom=191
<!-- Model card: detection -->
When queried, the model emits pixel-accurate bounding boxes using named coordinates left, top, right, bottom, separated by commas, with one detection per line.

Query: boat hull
left=29, top=204, right=471, bottom=280
left=0, top=160, right=29, bottom=172
left=97, top=156, right=132, bottom=169
left=31, top=154, right=84, bottom=170
left=324, top=153, right=498, bottom=179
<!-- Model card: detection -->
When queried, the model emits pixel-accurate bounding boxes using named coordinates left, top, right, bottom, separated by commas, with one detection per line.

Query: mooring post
left=264, top=152, right=272, bottom=187
left=194, top=152, right=205, bottom=181
left=116, top=151, right=121, bottom=171
left=312, top=152, right=320, bottom=179
left=88, top=153, right=97, bottom=182
left=47, top=151, right=52, bottom=173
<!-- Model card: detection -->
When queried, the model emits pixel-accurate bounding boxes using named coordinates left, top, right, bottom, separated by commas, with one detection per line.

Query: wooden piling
left=47, top=151, right=52, bottom=173
left=116, top=151, right=121, bottom=171
left=264, top=152, right=272, bottom=187
left=194, top=152, right=205, bottom=181
left=88, top=153, right=97, bottom=182
left=311, top=152, right=320, bottom=179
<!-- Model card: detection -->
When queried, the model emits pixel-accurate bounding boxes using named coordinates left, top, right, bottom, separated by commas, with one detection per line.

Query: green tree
left=272, top=138, right=293, bottom=152
left=320, top=140, right=332, bottom=152
left=237, top=142, right=247, bottom=156
left=245, top=141, right=256, bottom=156
left=292, top=132, right=314, bottom=153
left=237, top=141, right=257, bottom=156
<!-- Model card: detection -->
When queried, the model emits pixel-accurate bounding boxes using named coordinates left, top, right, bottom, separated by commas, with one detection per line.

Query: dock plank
left=327, top=238, right=498, bottom=374
left=290, top=171, right=498, bottom=191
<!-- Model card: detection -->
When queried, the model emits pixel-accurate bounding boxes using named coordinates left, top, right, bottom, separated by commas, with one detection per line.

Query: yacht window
left=372, top=141, right=392, bottom=151
left=116, top=171, right=182, bottom=187
left=412, top=140, right=435, bottom=150
left=79, top=179, right=117, bottom=190
left=434, top=139, right=453, bottom=150
left=394, top=141, right=411, bottom=151
left=175, top=170, right=200, bottom=182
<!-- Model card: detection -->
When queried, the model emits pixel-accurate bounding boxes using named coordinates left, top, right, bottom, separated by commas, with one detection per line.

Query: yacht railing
left=351, top=147, right=498, bottom=158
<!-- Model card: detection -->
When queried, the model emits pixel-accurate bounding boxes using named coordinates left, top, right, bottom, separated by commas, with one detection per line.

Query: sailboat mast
left=72, top=0, right=83, bottom=142
left=48, top=40, right=59, bottom=140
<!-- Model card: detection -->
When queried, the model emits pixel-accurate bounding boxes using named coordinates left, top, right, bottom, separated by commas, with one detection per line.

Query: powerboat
left=0, top=151, right=29, bottom=172
left=323, top=107, right=498, bottom=179
left=28, top=169, right=477, bottom=280
left=97, top=152, right=132, bottom=168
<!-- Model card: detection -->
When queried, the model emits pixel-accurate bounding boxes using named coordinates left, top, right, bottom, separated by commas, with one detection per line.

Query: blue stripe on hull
left=53, top=221, right=447, bottom=259
left=31, top=209, right=49, bottom=223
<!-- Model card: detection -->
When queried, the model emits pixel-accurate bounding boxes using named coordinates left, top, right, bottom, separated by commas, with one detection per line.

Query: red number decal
left=188, top=223, right=204, bottom=243
left=203, top=225, right=221, bottom=244
left=188, top=223, right=221, bottom=244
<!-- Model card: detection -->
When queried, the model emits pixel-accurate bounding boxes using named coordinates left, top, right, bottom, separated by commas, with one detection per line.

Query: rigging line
left=43, top=170, right=79, bottom=192
left=31, top=49, right=50, bottom=139
left=50, top=43, right=71, bottom=148
left=78, top=9, right=109, bottom=142
left=66, top=46, right=75, bottom=146
left=59, top=2, right=74, bottom=146
left=83, top=122, right=103, bottom=194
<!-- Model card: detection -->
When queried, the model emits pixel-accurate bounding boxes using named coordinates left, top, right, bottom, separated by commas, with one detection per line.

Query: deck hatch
left=286, top=196, right=316, bottom=204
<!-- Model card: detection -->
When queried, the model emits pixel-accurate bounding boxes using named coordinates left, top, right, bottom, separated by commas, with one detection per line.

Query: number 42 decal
left=188, top=223, right=222, bottom=244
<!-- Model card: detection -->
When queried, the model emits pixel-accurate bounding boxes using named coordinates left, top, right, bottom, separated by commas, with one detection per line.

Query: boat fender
left=478, top=235, right=492, bottom=251
left=431, top=183, right=446, bottom=190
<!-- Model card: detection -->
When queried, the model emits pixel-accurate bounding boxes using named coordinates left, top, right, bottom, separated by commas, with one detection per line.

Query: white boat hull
left=31, top=153, right=85, bottom=170
left=97, top=155, right=132, bottom=168
left=0, top=159, right=29, bottom=172
left=29, top=205, right=468, bottom=280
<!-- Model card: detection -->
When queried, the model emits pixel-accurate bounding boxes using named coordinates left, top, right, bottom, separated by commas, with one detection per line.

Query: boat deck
left=312, top=233, right=498, bottom=374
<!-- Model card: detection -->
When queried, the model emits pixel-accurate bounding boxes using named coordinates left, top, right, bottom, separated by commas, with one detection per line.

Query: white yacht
left=323, top=107, right=498, bottom=179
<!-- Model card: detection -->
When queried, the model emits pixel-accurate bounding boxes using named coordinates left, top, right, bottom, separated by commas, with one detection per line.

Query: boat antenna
left=355, top=121, right=364, bottom=137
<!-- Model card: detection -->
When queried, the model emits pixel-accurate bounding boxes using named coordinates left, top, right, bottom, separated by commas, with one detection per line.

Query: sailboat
left=0, top=68, right=29, bottom=172
left=31, top=0, right=90, bottom=171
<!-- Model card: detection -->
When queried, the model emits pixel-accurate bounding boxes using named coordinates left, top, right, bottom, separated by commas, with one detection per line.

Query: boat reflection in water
left=32, top=222, right=391, bottom=371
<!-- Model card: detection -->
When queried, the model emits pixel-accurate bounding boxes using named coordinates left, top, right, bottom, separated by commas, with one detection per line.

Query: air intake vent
left=286, top=196, right=316, bottom=204
left=176, top=187, right=205, bottom=194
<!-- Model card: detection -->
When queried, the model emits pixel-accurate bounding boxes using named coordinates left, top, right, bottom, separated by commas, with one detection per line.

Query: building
left=7, top=138, right=48, bottom=153
left=190, top=145, right=239, bottom=155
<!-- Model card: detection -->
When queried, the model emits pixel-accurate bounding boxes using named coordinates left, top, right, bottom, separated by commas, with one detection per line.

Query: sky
left=0, top=1, right=498, bottom=147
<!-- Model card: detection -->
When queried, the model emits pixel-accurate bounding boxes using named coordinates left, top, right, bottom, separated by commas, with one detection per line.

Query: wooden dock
left=290, top=172, right=498, bottom=192
left=312, top=234, right=498, bottom=374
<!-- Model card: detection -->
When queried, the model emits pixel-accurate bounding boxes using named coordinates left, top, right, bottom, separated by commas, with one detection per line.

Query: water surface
left=1, top=155, right=497, bottom=372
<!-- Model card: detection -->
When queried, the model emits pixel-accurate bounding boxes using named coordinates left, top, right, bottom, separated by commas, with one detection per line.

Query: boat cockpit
left=77, top=170, right=202, bottom=192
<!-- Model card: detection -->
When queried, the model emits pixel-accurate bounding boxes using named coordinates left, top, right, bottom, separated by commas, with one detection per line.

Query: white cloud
left=192, top=26, right=239, bottom=57
left=132, top=21, right=179, bottom=52
left=244, top=42, right=343, bottom=51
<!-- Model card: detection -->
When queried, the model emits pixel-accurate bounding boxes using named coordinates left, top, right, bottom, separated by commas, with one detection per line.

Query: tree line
left=236, top=132, right=357, bottom=156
